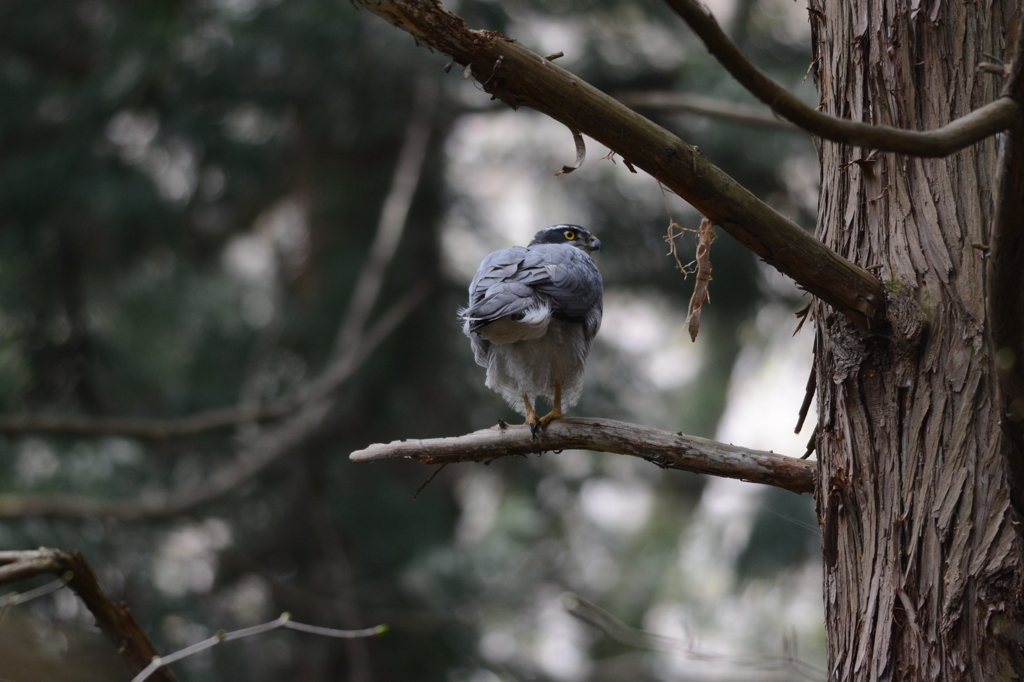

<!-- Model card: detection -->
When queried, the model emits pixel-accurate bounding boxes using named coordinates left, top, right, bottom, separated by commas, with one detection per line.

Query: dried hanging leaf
left=686, top=216, right=715, bottom=342
left=793, top=302, right=811, bottom=336
left=554, top=126, right=586, bottom=176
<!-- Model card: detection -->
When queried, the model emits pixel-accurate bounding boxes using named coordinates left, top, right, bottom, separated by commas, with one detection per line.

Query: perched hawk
left=460, top=225, right=603, bottom=434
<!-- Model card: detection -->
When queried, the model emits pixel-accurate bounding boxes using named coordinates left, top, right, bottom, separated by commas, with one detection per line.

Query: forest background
left=0, top=0, right=825, bottom=680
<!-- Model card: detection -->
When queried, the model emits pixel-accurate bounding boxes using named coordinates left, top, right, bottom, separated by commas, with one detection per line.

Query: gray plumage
left=460, top=225, right=603, bottom=419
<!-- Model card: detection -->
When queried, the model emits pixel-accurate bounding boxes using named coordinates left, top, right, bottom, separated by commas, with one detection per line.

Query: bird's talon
left=537, top=410, right=563, bottom=431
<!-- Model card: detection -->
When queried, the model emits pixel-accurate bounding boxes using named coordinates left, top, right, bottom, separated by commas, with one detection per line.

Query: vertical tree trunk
left=811, top=1, right=1024, bottom=678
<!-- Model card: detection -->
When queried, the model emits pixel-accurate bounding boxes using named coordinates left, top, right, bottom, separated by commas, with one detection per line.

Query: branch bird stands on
left=351, top=418, right=816, bottom=495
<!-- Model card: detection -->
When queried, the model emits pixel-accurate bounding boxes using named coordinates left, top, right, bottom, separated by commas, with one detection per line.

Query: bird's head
left=528, top=224, right=602, bottom=253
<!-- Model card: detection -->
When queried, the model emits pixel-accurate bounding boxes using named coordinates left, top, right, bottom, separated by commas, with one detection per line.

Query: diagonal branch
left=987, top=21, right=1024, bottom=523
left=0, top=549, right=177, bottom=682
left=333, top=76, right=437, bottom=357
left=357, top=0, right=886, bottom=329
left=661, top=0, right=1021, bottom=157
left=350, top=418, right=816, bottom=495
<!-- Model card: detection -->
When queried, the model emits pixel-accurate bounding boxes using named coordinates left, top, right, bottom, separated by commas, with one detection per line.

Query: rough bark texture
left=811, top=1, right=1024, bottom=679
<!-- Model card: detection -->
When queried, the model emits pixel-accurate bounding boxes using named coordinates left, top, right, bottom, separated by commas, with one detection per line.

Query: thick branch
left=662, top=0, right=1021, bottom=157
left=357, top=0, right=886, bottom=329
left=616, top=91, right=803, bottom=133
left=350, top=418, right=816, bottom=495
left=0, top=549, right=176, bottom=682
left=988, top=21, right=1024, bottom=521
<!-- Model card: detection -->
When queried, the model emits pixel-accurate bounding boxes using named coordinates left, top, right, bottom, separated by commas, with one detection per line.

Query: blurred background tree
left=0, top=0, right=823, bottom=680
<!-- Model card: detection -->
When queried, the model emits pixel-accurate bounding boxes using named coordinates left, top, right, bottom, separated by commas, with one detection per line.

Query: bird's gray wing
left=461, top=243, right=603, bottom=335
left=462, top=246, right=547, bottom=331
left=526, top=244, right=603, bottom=339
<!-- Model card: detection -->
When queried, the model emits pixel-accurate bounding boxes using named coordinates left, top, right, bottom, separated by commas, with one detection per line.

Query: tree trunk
left=812, top=1, right=1024, bottom=679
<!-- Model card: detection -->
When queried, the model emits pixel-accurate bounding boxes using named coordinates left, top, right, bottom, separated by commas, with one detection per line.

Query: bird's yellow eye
left=564, top=231, right=576, bottom=240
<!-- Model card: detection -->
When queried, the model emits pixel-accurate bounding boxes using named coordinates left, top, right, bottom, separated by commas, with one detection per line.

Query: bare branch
left=357, top=0, right=885, bottom=329
left=350, top=418, right=816, bottom=495
left=0, top=288, right=425, bottom=442
left=0, top=548, right=177, bottom=682
left=987, top=22, right=1024, bottom=522
left=661, top=0, right=1021, bottom=157
left=0, top=287, right=426, bottom=520
left=616, top=91, right=803, bottom=133
left=131, top=613, right=386, bottom=682
left=0, top=549, right=387, bottom=682
left=0, top=574, right=71, bottom=612
left=333, top=76, right=437, bottom=357
left=562, top=592, right=825, bottom=680
left=0, top=405, right=289, bottom=440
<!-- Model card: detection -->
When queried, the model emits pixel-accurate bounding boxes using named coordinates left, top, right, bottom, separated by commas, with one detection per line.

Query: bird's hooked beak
left=589, top=236, right=602, bottom=252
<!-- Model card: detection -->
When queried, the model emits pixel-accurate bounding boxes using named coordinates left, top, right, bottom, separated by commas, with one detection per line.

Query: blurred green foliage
left=0, top=0, right=821, bottom=680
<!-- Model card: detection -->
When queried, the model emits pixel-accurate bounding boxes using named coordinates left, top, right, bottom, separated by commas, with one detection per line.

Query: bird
left=460, top=224, right=603, bottom=435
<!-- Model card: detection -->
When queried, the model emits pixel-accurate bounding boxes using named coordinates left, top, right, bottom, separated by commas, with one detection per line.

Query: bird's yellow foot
left=522, top=394, right=541, bottom=438
left=537, top=407, right=564, bottom=431
left=536, top=380, right=564, bottom=432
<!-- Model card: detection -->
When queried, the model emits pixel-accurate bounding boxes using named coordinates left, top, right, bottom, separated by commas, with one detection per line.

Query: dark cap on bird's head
left=529, top=224, right=602, bottom=253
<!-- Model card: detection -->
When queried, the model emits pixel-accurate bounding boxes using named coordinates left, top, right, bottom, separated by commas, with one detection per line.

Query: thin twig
left=0, top=405, right=293, bottom=440
left=334, top=76, right=437, bottom=357
left=801, top=425, right=817, bottom=460
left=662, top=0, right=1020, bottom=157
left=131, top=613, right=387, bottom=682
left=413, top=462, right=450, bottom=499
left=795, top=338, right=816, bottom=434
left=351, top=417, right=816, bottom=494
left=617, top=91, right=803, bottom=133
left=0, top=573, right=72, bottom=627
left=562, top=592, right=825, bottom=681
left=0, top=548, right=177, bottom=682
